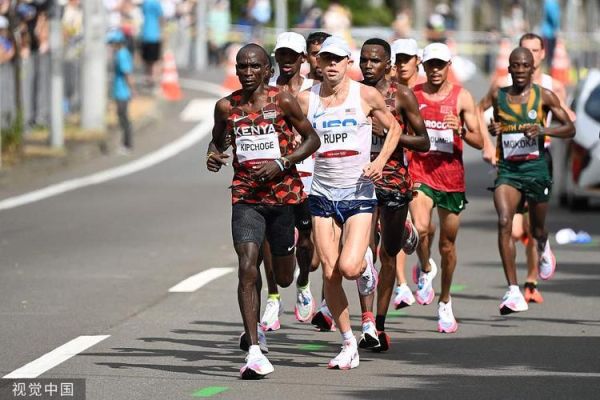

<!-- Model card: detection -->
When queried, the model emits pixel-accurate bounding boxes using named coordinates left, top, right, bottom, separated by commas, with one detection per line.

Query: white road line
left=3, top=335, right=110, bottom=379
left=0, top=112, right=214, bottom=212
left=179, top=78, right=228, bottom=97
left=169, top=267, right=235, bottom=293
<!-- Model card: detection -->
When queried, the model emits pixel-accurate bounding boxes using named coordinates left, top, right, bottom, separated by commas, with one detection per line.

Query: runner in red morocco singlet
left=409, top=43, right=484, bottom=334
left=206, top=43, right=320, bottom=380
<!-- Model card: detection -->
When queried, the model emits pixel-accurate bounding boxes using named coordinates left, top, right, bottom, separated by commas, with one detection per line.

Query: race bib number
left=428, top=128, right=454, bottom=154
left=296, top=153, right=315, bottom=177
left=502, top=133, right=539, bottom=161
left=318, top=129, right=360, bottom=158
left=236, top=133, right=280, bottom=166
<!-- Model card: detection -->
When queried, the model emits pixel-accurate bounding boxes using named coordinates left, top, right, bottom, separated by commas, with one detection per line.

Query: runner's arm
left=395, top=85, right=430, bottom=152
left=458, top=88, right=484, bottom=150
left=527, top=88, right=575, bottom=139
left=478, top=87, right=499, bottom=164
left=551, top=78, right=576, bottom=121
left=206, top=98, right=231, bottom=172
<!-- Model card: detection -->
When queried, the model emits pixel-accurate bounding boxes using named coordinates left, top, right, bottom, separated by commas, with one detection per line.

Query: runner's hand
left=363, top=161, right=383, bottom=181
left=371, top=117, right=386, bottom=137
left=488, top=119, right=502, bottom=137
left=252, top=161, right=281, bottom=182
left=444, top=113, right=460, bottom=132
left=206, top=152, right=229, bottom=172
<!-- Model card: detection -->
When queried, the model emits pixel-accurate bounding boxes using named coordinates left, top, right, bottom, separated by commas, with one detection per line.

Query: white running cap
left=318, top=36, right=352, bottom=57
left=422, top=42, right=452, bottom=62
left=274, top=32, right=306, bottom=54
left=392, top=39, right=419, bottom=57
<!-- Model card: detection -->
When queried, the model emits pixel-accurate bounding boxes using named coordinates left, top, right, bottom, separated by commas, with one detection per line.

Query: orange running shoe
left=524, top=282, right=544, bottom=304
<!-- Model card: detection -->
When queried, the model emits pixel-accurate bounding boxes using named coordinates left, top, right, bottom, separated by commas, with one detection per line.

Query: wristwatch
left=280, top=156, right=292, bottom=170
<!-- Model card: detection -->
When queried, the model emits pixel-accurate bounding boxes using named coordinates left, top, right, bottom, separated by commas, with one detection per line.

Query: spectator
left=322, top=0, right=352, bottom=46
left=541, top=0, right=560, bottom=68
left=120, top=0, right=142, bottom=57
left=207, top=0, right=230, bottom=66
left=107, top=29, right=135, bottom=154
left=62, top=0, right=83, bottom=113
left=247, top=0, right=270, bottom=41
left=0, top=15, right=14, bottom=64
left=140, top=0, right=163, bottom=88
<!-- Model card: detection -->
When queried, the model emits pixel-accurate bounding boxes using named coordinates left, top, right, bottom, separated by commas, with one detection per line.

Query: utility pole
left=275, top=0, right=287, bottom=34
left=49, top=0, right=64, bottom=148
left=195, top=0, right=208, bottom=70
left=413, top=0, right=426, bottom=33
left=81, top=0, right=107, bottom=131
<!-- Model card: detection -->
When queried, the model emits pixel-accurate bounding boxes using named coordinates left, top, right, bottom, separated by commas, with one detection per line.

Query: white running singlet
left=307, top=80, right=375, bottom=200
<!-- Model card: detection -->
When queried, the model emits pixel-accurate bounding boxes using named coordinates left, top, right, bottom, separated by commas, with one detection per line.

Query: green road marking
left=387, top=310, right=407, bottom=317
left=192, top=386, right=229, bottom=397
left=450, top=284, right=466, bottom=293
left=299, top=343, right=325, bottom=351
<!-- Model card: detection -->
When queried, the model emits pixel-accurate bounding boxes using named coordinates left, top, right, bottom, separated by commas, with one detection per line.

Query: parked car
left=554, top=69, right=600, bottom=209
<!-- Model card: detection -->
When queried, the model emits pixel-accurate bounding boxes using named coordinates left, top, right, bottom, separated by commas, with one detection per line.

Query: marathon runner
left=410, top=42, right=484, bottom=333
left=207, top=43, right=320, bottom=379
left=480, top=32, right=576, bottom=303
left=478, top=47, right=575, bottom=315
left=296, top=36, right=403, bottom=369
left=356, top=38, right=428, bottom=351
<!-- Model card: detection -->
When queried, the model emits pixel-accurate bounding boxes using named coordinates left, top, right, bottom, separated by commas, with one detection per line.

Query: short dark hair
left=362, top=38, right=391, bottom=60
left=238, top=43, right=271, bottom=67
left=306, top=32, right=331, bottom=48
left=519, top=33, right=544, bottom=49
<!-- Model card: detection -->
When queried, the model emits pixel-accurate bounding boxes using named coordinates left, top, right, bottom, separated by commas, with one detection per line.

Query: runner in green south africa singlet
left=494, top=84, right=552, bottom=202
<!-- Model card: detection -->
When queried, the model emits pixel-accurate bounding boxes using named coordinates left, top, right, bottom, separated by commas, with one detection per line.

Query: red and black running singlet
left=370, top=82, right=412, bottom=194
left=410, top=83, right=466, bottom=192
left=227, top=86, right=305, bottom=205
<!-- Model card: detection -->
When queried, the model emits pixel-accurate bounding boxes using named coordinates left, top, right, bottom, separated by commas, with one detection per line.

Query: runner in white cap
left=260, top=31, right=318, bottom=332
left=410, top=42, right=483, bottom=333
left=296, top=36, right=404, bottom=369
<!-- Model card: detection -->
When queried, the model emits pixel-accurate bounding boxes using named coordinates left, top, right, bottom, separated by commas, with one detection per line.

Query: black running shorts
left=294, top=200, right=312, bottom=231
left=231, top=203, right=295, bottom=256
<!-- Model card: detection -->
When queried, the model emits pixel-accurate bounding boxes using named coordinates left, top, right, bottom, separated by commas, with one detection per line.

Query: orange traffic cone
left=494, top=38, right=511, bottom=81
left=551, top=38, right=571, bottom=85
left=161, top=51, right=182, bottom=101
left=446, top=38, right=459, bottom=84
left=222, top=44, right=242, bottom=91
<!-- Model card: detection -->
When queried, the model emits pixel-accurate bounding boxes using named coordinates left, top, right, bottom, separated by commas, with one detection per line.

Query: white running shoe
left=261, top=297, right=283, bottom=331
left=437, top=299, right=458, bottom=333
left=499, top=288, right=529, bottom=315
left=357, top=247, right=378, bottom=296
left=239, top=324, right=269, bottom=353
left=538, top=240, right=557, bottom=280
left=358, top=320, right=380, bottom=349
left=328, top=339, right=359, bottom=370
left=240, top=348, right=274, bottom=379
left=295, top=284, right=316, bottom=323
left=393, top=284, right=416, bottom=309
left=415, top=259, right=438, bottom=305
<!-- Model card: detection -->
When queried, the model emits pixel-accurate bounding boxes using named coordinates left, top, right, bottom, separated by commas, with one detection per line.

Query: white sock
left=509, top=285, right=520, bottom=293
left=399, top=283, right=408, bottom=288
left=341, top=330, right=354, bottom=342
left=249, top=345, right=262, bottom=356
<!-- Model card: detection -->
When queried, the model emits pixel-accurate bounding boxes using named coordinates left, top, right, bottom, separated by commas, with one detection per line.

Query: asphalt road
left=0, top=70, right=599, bottom=400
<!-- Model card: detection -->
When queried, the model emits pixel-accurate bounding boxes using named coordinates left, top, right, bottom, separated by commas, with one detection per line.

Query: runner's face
left=359, top=45, right=389, bottom=85
left=423, top=59, right=450, bottom=85
left=318, top=53, right=350, bottom=84
left=520, top=38, right=544, bottom=70
left=394, top=54, right=419, bottom=82
left=274, top=48, right=304, bottom=79
left=508, top=52, right=534, bottom=87
left=236, top=50, right=269, bottom=90
left=307, top=43, right=322, bottom=78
